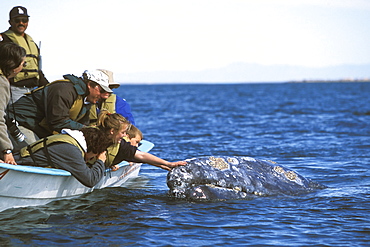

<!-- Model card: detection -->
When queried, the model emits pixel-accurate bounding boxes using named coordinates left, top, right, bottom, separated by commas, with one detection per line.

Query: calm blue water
left=0, top=82, right=369, bottom=246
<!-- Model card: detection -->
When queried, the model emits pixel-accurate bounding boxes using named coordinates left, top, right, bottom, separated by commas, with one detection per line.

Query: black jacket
left=7, top=75, right=90, bottom=138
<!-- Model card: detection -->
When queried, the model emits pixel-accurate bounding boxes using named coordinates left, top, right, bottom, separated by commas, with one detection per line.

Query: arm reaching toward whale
left=134, top=150, right=187, bottom=171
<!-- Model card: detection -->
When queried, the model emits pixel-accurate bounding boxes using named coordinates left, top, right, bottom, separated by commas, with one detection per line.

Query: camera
left=6, top=118, right=25, bottom=142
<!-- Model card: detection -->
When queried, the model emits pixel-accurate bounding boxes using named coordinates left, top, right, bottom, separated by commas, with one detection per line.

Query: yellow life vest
left=87, top=143, right=120, bottom=167
left=20, top=134, right=85, bottom=160
left=36, top=80, right=85, bottom=133
left=3, top=30, right=39, bottom=83
left=106, top=143, right=120, bottom=167
left=89, top=94, right=117, bottom=125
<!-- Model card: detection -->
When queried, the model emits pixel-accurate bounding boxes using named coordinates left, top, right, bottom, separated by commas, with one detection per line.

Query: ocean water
left=0, top=82, right=369, bottom=246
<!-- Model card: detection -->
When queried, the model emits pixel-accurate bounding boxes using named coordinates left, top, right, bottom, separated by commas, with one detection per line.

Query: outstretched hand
left=161, top=160, right=187, bottom=171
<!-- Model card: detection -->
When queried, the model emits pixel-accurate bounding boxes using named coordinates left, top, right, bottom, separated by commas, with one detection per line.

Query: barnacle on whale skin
left=208, top=156, right=230, bottom=170
left=227, top=157, right=239, bottom=165
left=285, top=171, right=297, bottom=181
left=274, top=166, right=285, bottom=174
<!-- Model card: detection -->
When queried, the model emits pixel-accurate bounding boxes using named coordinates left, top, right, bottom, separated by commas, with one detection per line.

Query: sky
left=1, top=0, right=370, bottom=82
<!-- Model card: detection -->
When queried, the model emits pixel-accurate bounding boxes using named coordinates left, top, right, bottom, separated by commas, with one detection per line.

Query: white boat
left=0, top=140, right=154, bottom=211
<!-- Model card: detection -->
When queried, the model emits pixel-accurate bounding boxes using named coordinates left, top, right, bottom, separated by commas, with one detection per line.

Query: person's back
left=7, top=70, right=112, bottom=149
left=7, top=75, right=89, bottom=140
left=0, top=6, right=49, bottom=101
left=14, top=127, right=112, bottom=188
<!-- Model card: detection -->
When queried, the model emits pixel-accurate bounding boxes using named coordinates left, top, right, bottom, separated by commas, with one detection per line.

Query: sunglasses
left=22, top=61, right=27, bottom=67
left=99, top=87, right=108, bottom=94
left=98, top=86, right=111, bottom=94
left=13, top=17, right=29, bottom=23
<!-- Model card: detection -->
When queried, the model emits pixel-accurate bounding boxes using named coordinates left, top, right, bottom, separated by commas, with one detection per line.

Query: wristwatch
left=2, top=149, right=12, bottom=154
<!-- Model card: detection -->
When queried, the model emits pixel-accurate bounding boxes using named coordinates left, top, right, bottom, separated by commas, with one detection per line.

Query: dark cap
left=9, top=6, right=30, bottom=19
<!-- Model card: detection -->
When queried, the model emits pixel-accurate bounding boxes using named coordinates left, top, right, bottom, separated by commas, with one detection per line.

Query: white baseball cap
left=83, top=69, right=113, bottom=93
left=97, top=69, right=120, bottom=88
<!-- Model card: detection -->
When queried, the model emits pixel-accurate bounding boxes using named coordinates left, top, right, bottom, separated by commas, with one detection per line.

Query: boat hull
left=0, top=163, right=141, bottom=199
left=0, top=140, right=154, bottom=211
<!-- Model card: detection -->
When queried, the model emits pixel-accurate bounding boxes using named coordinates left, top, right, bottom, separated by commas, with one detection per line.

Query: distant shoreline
left=119, top=80, right=370, bottom=85
left=288, top=79, right=370, bottom=83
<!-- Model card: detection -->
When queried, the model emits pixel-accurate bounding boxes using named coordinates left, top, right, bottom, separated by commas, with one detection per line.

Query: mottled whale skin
left=167, top=156, right=326, bottom=200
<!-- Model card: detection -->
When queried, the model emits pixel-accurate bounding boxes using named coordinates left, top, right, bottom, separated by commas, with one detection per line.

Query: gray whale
left=167, top=156, right=326, bottom=200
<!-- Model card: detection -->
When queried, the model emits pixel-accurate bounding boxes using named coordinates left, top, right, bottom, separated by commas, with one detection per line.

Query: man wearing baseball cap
left=0, top=6, right=49, bottom=101
left=7, top=70, right=112, bottom=150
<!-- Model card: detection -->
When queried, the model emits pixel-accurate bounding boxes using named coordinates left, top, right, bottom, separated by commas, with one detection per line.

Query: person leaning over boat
left=12, top=127, right=113, bottom=188
left=111, top=123, right=143, bottom=171
left=6, top=69, right=113, bottom=151
left=96, top=110, right=187, bottom=171
left=0, top=6, right=49, bottom=102
left=89, top=69, right=135, bottom=125
left=0, top=42, right=26, bottom=165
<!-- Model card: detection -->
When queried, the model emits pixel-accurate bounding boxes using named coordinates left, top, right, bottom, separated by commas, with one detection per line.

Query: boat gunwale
left=0, top=140, right=154, bottom=176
